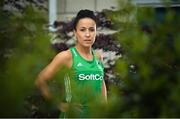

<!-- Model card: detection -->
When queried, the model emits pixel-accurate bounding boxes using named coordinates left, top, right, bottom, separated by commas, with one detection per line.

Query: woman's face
left=74, top=18, right=96, bottom=48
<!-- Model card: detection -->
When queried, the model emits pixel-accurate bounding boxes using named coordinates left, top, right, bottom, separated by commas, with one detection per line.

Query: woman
left=35, top=9, right=107, bottom=117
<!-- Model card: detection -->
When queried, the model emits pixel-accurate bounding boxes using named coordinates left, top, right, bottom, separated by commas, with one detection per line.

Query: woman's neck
left=75, top=44, right=92, bottom=55
left=75, top=44, right=93, bottom=61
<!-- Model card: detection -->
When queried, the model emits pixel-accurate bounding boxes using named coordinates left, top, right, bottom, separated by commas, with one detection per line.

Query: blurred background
left=0, top=0, right=180, bottom=117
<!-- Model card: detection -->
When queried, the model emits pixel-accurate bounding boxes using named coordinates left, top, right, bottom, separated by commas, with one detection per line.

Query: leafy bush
left=0, top=0, right=57, bottom=117
left=106, top=0, right=180, bottom=117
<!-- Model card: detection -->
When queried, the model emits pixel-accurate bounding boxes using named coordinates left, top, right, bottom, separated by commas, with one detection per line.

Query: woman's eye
left=89, top=28, right=95, bottom=32
left=80, top=29, right=85, bottom=32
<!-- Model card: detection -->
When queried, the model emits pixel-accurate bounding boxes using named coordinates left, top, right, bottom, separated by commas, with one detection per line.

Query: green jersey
left=70, top=47, right=104, bottom=104
left=61, top=47, right=104, bottom=117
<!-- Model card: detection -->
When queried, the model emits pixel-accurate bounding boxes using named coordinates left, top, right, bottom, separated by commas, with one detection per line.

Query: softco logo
left=78, top=74, right=103, bottom=80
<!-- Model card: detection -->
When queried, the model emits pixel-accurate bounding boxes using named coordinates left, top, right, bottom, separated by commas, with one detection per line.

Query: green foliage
left=105, top=0, right=180, bottom=118
left=0, top=3, right=55, bottom=117
left=105, top=0, right=137, bottom=30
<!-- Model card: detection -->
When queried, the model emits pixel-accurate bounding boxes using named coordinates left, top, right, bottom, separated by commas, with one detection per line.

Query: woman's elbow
left=35, top=75, right=44, bottom=88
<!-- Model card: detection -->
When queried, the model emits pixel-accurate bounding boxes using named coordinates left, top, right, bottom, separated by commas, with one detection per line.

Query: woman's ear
left=73, top=30, right=76, bottom=37
left=73, top=30, right=77, bottom=42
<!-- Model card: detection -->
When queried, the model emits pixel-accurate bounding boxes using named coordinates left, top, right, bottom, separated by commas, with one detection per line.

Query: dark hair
left=73, top=9, right=96, bottom=30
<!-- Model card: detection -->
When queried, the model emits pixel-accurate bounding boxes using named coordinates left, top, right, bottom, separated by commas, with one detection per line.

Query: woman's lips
left=84, top=40, right=91, bottom=42
left=84, top=39, right=91, bottom=41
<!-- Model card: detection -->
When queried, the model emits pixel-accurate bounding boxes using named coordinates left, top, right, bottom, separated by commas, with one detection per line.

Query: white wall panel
left=96, top=0, right=118, bottom=11
left=65, top=0, right=95, bottom=13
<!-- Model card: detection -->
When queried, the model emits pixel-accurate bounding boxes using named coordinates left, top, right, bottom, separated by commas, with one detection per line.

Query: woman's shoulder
left=54, top=49, right=72, bottom=67
left=95, top=50, right=103, bottom=62
left=56, top=49, right=72, bottom=59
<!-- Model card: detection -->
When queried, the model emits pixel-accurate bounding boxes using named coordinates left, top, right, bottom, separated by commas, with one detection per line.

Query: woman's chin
left=82, top=43, right=93, bottom=48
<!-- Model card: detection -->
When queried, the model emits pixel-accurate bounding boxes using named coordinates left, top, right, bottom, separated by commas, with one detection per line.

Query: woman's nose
left=85, top=31, right=90, bottom=37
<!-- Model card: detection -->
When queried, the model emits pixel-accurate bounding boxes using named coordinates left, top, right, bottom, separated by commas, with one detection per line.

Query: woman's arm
left=102, top=80, right=107, bottom=102
left=96, top=51, right=107, bottom=102
left=35, top=50, right=72, bottom=100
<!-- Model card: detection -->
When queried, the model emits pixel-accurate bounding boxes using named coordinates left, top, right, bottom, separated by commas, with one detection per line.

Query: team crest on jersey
left=77, top=62, right=83, bottom=67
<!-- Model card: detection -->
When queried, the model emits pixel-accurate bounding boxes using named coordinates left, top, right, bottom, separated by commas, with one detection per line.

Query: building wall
left=56, top=0, right=118, bottom=21
left=52, top=0, right=179, bottom=22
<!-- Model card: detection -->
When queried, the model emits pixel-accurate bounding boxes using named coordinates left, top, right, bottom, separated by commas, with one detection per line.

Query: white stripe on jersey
left=72, top=49, right=77, bottom=57
left=64, top=74, right=72, bottom=103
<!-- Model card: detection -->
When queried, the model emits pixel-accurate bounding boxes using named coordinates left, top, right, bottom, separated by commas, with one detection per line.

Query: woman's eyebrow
left=80, top=26, right=95, bottom=29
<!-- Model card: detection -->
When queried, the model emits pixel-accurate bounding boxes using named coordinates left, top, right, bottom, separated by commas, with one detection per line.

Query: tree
left=105, top=0, right=180, bottom=117
left=0, top=0, right=59, bottom=117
